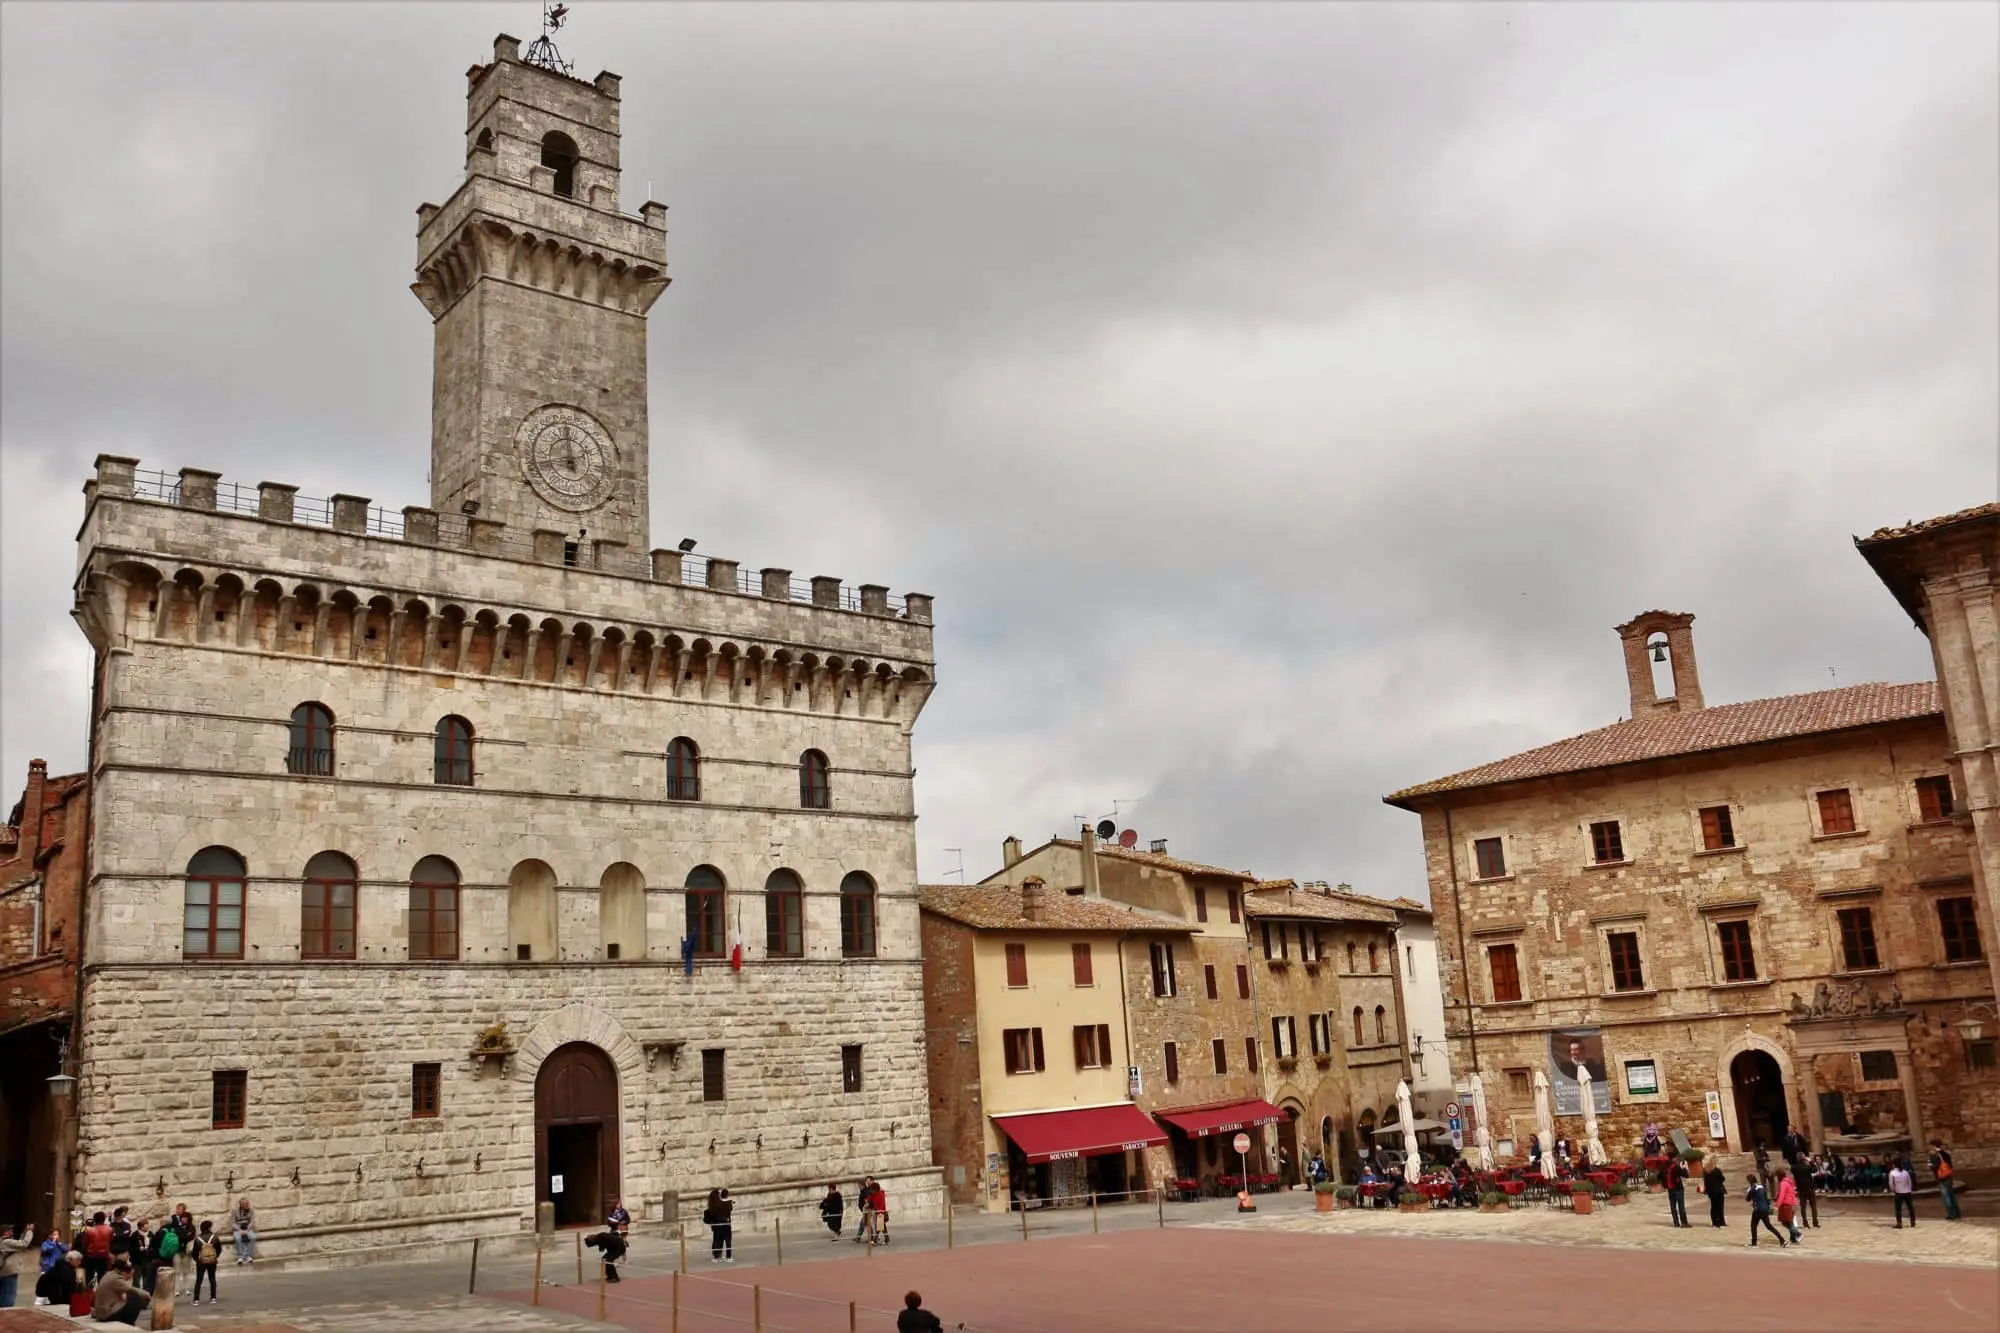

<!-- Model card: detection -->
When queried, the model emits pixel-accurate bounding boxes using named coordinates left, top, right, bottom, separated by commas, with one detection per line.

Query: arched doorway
left=1278, top=1105, right=1302, bottom=1187
left=1730, top=1049, right=1789, bottom=1150
left=536, top=1042, right=621, bottom=1227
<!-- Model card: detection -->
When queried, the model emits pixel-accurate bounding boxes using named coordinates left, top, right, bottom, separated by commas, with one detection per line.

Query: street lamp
left=46, top=1034, right=76, bottom=1098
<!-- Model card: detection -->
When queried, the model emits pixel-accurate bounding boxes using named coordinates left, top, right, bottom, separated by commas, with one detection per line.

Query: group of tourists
left=581, top=1179, right=896, bottom=1284
left=0, top=1198, right=257, bottom=1319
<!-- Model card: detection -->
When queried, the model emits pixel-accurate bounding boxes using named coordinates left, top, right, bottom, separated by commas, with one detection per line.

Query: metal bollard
left=848, top=1300, right=858, bottom=1333
left=1158, top=1188, right=1165, bottom=1228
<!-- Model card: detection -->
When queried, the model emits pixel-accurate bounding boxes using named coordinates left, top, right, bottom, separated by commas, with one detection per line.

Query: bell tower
left=412, top=33, right=669, bottom=559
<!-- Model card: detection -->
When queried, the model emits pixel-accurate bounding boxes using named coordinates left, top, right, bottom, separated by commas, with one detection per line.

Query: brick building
left=0, top=759, right=89, bottom=1229
left=1386, top=611, right=1997, bottom=1171
left=64, top=33, right=940, bottom=1259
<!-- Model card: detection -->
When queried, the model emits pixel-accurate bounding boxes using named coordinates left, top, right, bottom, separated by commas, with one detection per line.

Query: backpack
left=197, top=1236, right=220, bottom=1264
left=157, top=1228, right=181, bottom=1260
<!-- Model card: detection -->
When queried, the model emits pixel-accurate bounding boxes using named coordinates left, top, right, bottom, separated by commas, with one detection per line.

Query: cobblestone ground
left=1208, top=1193, right=2000, bottom=1267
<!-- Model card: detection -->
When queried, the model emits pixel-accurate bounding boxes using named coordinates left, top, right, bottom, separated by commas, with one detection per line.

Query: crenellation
left=177, top=467, right=220, bottom=511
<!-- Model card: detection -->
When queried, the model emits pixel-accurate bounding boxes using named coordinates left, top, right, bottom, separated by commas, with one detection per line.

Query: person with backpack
left=147, top=1218, right=181, bottom=1294
left=820, top=1185, right=845, bottom=1241
left=1744, top=1174, right=1786, bottom=1248
left=1928, top=1140, right=1960, bottom=1221
left=703, top=1188, right=733, bottom=1262
left=190, top=1222, right=222, bottom=1306
left=1661, top=1153, right=1690, bottom=1228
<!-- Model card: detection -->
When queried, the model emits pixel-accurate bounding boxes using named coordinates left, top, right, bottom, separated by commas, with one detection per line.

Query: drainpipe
left=1442, top=805, right=1480, bottom=1076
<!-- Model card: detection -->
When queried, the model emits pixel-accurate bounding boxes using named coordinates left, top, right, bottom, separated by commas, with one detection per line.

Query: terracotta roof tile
left=1385, top=680, right=1940, bottom=805
left=1243, top=886, right=1399, bottom=925
left=1046, top=839, right=1258, bottom=880
left=1858, top=502, right=2000, bottom=546
left=918, top=883, right=1192, bottom=934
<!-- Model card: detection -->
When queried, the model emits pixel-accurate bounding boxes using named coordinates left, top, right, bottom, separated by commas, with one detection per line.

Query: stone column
left=521, top=628, right=541, bottom=682
left=1797, top=1051, right=1825, bottom=1152
left=810, top=577, right=841, bottom=609
left=313, top=602, right=334, bottom=658
left=258, top=483, right=297, bottom=522
left=1895, top=1048, right=1926, bottom=1155
left=458, top=622, right=476, bottom=673
left=195, top=587, right=216, bottom=645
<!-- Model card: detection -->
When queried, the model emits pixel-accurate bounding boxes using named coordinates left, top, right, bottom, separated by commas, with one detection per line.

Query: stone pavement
left=1205, top=1191, right=2000, bottom=1268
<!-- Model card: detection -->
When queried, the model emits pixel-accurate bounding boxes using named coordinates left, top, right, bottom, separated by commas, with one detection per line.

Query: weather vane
left=524, top=3, right=573, bottom=76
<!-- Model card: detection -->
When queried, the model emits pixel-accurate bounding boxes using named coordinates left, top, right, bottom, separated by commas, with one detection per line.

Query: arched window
left=435, top=715, right=475, bottom=786
left=799, top=750, right=830, bottom=810
left=685, top=864, right=726, bottom=958
left=184, top=847, right=246, bottom=959
left=1368, top=942, right=1379, bottom=973
left=600, top=862, right=646, bottom=961
left=840, top=871, right=877, bottom=958
left=409, top=856, right=460, bottom=961
left=301, top=851, right=357, bottom=960
left=765, top=869, right=804, bottom=958
left=1374, top=1005, right=1387, bottom=1045
left=667, top=738, right=701, bottom=801
left=541, top=131, right=578, bottom=197
left=474, top=128, right=494, bottom=152
left=1352, top=1006, right=1364, bottom=1046
left=288, top=702, right=334, bottom=775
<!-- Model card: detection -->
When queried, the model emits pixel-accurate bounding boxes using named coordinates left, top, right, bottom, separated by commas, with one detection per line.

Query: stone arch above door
left=514, top=1004, right=645, bottom=1086
left=1713, top=1029, right=1798, bottom=1152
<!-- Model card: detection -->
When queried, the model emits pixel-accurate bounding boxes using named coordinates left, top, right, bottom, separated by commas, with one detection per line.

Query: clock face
left=516, top=405, right=616, bottom=511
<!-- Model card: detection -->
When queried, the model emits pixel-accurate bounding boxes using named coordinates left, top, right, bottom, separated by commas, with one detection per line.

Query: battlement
left=85, top=455, right=932, bottom=626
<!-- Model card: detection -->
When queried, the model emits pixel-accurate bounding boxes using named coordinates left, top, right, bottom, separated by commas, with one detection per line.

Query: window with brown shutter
left=1235, top=964, right=1250, bottom=999
left=1226, top=888, right=1240, bottom=923
left=1506, top=1067, right=1532, bottom=1101
left=1071, top=942, right=1093, bottom=987
left=1817, top=788, right=1856, bottom=835
left=301, top=851, right=357, bottom=960
left=1607, top=931, right=1645, bottom=992
left=1373, top=1006, right=1386, bottom=1044
left=1211, top=1038, right=1227, bottom=1074
left=1939, top=897, right=1984, bottom=962
left=1164, top=1042, right=1179, bottom=1085
left=1699, top=805, right=1735, bottom=851
left=1916, top=775, right=1955, bottom=822
left=1194, top=886, right=1208, bottom=922
left=1589, top=820, right=1625, bottom=864
left=1149, top=941, right=1177, bottom=997
left=1245, top=1037, right=1259, bottom=1073
left=1071, top=1024, right=1112, bottom=1070
left=1204, top=964, right=1218, bottom=999
left=1367, top=942, right=1378, bottom=973
left=1005, top=943, right=1028, bottom=988
left=412, top=1063, right=441, bottom=1118
left=1837, top=907, right=1880, bottom=971
left=1351, top=1006, right=1364, bottom=1045
left=1004, top=1028, right=1046, bottom=1074
left=1717, top=920, right=1757, bottom=981
left=212, top=1070, right=247, bottom=1129
left=1488, top=942, right=1522, bottom=1003
left=1473, top=837, right=1506, bottom=879
left=702, top=1049, right=726, bottom=1101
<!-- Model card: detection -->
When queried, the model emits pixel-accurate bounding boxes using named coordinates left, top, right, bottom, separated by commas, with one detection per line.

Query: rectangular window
left=1235, top=964, right=1250, bottom=999
left=1245, top=1037, right=1259, bottom=1073
left=1005, top=942, right=1028, bottom=988
left=212, top=1070, right=247, bottom=1129
left=1858, top=1049, right=1899, bottom=1083
left=1204, top=964, right=1218, bottom=999
left=1164, top=1041, right=1179, bottom=1085
left=1150, top=941, right=1177, bottom=997
left=1699, top=805, right=1736, bottom=851
left=1505, top=1067, right=1532, bottom=1101
left=1071, top=942, right=1093, bottom=987
left=1473, top=837, right=1506, bottom=879
left=1589, top=820, right=1625, bottom=864
left=1717, top=919, right=1757, bottom=982
left=702, top=1049, right=726, bottom=1102
left=1302, top=929, right=1323, bottom=963
left=301, top=879, right=356, bottom=960
left=412, top=1062, right=441, bottom=1118
left=1211, top=1038, right=1227, bottom=1075
left=1624, top=1060, right=1659, bottom=1096
left=1003, top=1028, right=1045, bottom=1075
left=1916, top=774, right=1955, bottom=822
left=1968, top=1038, right=1997, bottom=1071
left=1607, top=931, right=1645, bottom=992
left=1072, top=1024, right=1112, bottom=1070
left=1271, top=1015, right=1297, bottom=1060
left=1837, top=906, right=1880, bottom=971
left=1939, top=896, right=1984, bottom=962
left=1309, top=1013, right=1330, bottom=1056
left=1194, top=886, right=1208, bottom=923
left=1817, top=788, right=1856, bottom=835
left=1261, top=921, right=1277, bottom=960
left=184, top=877, right=245, bottom=960
left=1226, top=888, right=1240, bottom=924
left=842, top=1044, right=864, bottom=1094
left=1488, top=942, right=1522, bottom=1003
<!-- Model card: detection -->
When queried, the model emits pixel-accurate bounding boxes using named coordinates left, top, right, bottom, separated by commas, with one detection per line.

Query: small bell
left=1650, top=642, right=1668, bottom=663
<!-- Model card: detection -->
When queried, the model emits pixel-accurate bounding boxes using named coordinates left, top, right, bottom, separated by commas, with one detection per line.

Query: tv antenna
left=524, top=3, right=574, bottom=76
left=943, top=849, right=966, bottom=883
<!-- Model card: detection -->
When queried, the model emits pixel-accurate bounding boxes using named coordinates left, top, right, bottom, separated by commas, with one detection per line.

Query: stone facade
left=1, top=759, right=90, bottom=1229
left=66, top=32, right=941, bottom=1259
left=1387, top=612, right=1999, bottom=1171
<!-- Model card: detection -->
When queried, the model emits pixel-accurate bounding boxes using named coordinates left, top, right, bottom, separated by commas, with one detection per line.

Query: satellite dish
left=1095, top=818, right=1117, bottom=841
left=1118, top=829, right=1139, bottom=849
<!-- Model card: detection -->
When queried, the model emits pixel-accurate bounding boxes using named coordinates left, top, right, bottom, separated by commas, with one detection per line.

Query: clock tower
left=412, top=33, right=669, bottom=559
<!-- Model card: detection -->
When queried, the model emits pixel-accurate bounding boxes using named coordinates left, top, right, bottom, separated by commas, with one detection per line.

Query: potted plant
left=1478, top=1191, right=1509, bottom=1214
left=1644, top=1170, right=1662, bottom=1193
left=1607, top=1182, right=1630, bottom=1206
left=1314, top=1181, right=1337, bottom=1213
left=1398, top=1190, right=1430, bottom=1213
left=1334, top=1185, right=1361, bottom=1208
left=1681, top=1148, right=1704, bottom=1168
left=1570, top=1180, right=1597, bottom=1215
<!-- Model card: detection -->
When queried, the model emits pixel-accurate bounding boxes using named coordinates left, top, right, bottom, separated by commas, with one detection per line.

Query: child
left=192, top=1221, right=222, bottom=1305
left=1773, top=1167, right=1801, bottom=1244
left=1744, top=1173, right=1787, bottom=1248
left=584, top=1229, right=627, bottom=1283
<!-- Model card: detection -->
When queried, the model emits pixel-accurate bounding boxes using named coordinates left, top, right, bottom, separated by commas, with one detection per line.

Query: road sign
left=1232, top=1132, right=1251, bottom=1155
left=1444, top=1102, right=1460, bottom=1119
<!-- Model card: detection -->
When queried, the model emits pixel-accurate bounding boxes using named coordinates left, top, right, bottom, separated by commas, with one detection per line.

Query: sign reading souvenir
left=1704, top=1091, right=1726, bottom=1140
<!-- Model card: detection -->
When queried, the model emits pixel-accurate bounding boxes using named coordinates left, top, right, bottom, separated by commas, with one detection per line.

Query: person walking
left=1889, top=1157, right=1917, bottom=1228
left=820, top=1185, right=845, bottom=1241
left=231, top=1197, right=256, bottom=1265
left=90, top=1257, right=150, bottom=1325
left=1, top=1222, right=38, bottom=1308
left=1752, top=1141, right=1773, bottom=1191
left=704, top=1188, right=734, bottom=1262
left=1661, top=1153, right=1690, bottom=1229
left=852, top=1178, right=876, bottom=1242
left=79, top=1214, right=111, bottom=1286
left=871, top=1180, right=891, bottom=1245
left=1774, top=1167, right=1802, bottom=1245
left=1701, top=1160, right=1728, bottom=1228
left=897, top=1290, right=945, bottom=1333
left=1744, top=1175, right=1787, bottom=1248
left=1928, top=1140, right=1960, bottom=1222
left=190, top=1222, right=222, bottom=1306
left=1795, top=1154, right=1821, bottom=1229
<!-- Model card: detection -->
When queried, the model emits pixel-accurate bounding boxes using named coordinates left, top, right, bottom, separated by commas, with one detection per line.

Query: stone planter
left=1479, top=1202, right=1509, bottom=1214
left=1608, top=1194, right=1628, bottom=1206
left=1398, top=1200, right=1429, bottom=1214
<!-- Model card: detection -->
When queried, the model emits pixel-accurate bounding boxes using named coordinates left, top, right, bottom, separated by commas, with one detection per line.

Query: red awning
left=1154, top=1098, right=1288, bottom=1139
left=992, top=1104, right=1169, bottom=1163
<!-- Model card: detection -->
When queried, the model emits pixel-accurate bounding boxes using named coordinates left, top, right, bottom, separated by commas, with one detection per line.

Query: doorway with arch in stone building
left=536, top=1042, right=622, bottom=1227
left=1730, top=1049, right=1789, bottom=1150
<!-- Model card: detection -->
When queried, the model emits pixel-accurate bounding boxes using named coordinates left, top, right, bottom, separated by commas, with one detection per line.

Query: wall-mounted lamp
left=46, top=1034, right=76, bottom=1099
left=475, top=1153, right=483, bottom=1172
left=156, top=1177, right=167, bottom=1198
left=416, top=1158, right=426, bottom=1179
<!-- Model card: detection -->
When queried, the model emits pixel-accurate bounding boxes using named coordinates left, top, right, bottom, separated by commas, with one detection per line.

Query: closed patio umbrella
left=1533, top=1068, right=1555, bottom=1162
left=1397, top=1080, right=1420, bottom=1174
left=1468, top=1072, right=1495, bottom=1171
left=1579, top=1065, right=1606, bottom=1164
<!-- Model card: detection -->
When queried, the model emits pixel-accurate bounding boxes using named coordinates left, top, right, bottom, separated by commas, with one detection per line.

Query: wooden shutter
left=1072, top=942, right=1093, bottom=986
left=1006, top=943, right=1028, bottom=987
left=1032, top=1028, right=1045, bottom=1072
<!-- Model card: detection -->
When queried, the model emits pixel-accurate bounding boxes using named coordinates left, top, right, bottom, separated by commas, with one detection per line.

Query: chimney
left=1020, top=876, right=1047, bottom=922
left=1079, top=824, right=1103, bottom=899
left=1149, top=838, right=1168, bottom=855
left=1002, top=835, right=1022, bottom=869
left=1614, top=611, right=1704, bottom=717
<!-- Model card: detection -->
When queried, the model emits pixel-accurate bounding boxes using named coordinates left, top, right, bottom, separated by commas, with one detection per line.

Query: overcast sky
left=3, top=2, right=1995, bottom=896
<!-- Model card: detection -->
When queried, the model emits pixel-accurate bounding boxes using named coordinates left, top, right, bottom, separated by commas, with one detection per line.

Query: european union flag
left=680, top=934, right=694, bottom=976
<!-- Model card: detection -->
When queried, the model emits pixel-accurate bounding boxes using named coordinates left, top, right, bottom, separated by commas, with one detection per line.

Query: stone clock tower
left=412, top=33, right=669, bottom=558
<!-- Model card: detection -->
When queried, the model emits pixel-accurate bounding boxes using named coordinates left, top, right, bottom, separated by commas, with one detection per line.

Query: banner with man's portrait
left=1549, top=1028, right=1612, bottom=1115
